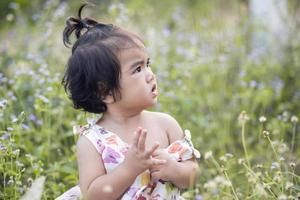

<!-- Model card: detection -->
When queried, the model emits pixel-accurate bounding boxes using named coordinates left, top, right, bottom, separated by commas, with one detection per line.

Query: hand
left=122, top=127, right=166, bottom=177
left=149, top=149, right=178, bottom=183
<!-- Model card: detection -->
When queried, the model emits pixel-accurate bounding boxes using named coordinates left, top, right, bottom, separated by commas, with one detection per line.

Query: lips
left=151, top=83, right=158, bottom=97
left=151, top=84, right=156, bottom=92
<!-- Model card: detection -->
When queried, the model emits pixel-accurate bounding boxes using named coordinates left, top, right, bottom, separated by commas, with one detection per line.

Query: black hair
left=62, top=3, right=143, bottom=114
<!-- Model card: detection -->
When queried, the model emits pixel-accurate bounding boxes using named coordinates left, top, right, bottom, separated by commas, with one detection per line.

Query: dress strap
left=183, top=130, right=201, bottom=159
left=73, top=115, right=102, bottom=136
left=73, top=115, right=106, bottom=154
left=167, top=129, right=201, bottom=161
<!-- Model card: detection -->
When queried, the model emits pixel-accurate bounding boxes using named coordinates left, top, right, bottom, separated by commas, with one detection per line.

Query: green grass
left=0, top=0, right=299, bottom=199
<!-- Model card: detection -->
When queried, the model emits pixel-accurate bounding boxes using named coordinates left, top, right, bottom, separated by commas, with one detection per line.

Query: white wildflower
left=246, top=172, right=256, bottom=183
left=278, top=194, right=287, bottom=200
left=204, top=179, right=219, bottom=195
left=16, top=161, right=24, bottom=168
left=27, top=177, right=33, bottom=184
left=204, top=151, right=213, bottom=160
left=7, top=176, right=14, bottom=185
left=225, top=153, right=234, bottom=158
left=291, top=115, right=298, bottom=123
left=215, top=176, right=232, bottom=187
left=289, top=162, right=296, bottom=168
left=255, top=164, right=263, bottom=169
left=259, top=116, right=267, bottom=123
left=279, top=157, right=285, bottom=162
left=0, top=99, right=8, bottom=110
left=278, top=143, right=288, bottom=154
left=238, top=158, right=245, bottom=165
left=285, top=182, right=293, bottom=190
left=263, top=130, right=270, bottom=137
left=204, top=180, right=217, bottom=190
left=238, top=110, right=249, bottom=123
left=219, top=156, right=227, bottom=162
left=254, top=172, right=261, bottom=178
left=273, top=174, right=282, bottom=182
left=282, top=111, right=290, bottom=122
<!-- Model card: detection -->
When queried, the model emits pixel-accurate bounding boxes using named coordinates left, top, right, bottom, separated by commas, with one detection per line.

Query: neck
left=100, top=106, right=144, bottom=126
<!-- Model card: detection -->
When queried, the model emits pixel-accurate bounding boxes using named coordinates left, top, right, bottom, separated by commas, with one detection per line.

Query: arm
left=169, top=159, right=199, bottom=189
left=77, top=136, right=136, bottom=200
left=77, top=128, right=165, bottom=200
left=165, top=114, right=199, bottom=189
left=151, top=113, right=199, bottom=189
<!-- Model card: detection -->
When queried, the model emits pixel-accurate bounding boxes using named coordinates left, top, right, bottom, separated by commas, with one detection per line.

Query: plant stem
left=241, top=121, right=250, bottom=167
left=210, top=156, right=239, bottom=200
left=266, top=136, right=279, bottom=161
left=242, top=163, right=277, bottom=198
left=223, top=170, right=240, bottom=200
left=291, top=123, right=296, bottom=152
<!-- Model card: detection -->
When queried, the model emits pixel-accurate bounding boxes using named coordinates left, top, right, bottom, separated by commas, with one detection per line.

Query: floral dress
left=56, top=118, right=200, bottom=200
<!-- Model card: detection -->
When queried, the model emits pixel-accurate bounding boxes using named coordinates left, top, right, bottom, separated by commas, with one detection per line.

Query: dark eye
left=133, top=66, right=142, bottom=73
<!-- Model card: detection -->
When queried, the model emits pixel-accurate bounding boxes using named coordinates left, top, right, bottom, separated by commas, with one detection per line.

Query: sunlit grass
left=0, top=1, right=299, bottom=199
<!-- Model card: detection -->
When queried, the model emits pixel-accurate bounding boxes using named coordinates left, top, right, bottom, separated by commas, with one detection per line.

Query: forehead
left=118, top=40, right=148, bottom=70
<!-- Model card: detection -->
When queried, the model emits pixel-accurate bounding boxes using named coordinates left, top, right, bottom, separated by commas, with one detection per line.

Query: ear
left=102, top=92, right=114, bottom=104
left=97, top=82, right=114, bottom=104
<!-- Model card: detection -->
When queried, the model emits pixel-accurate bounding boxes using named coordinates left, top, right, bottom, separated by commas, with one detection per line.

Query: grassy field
left=0, top=0, right=299, bottom=199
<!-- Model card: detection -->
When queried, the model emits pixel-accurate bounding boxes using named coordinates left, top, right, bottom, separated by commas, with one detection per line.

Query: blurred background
left=0, top=0, right=299, bottom=199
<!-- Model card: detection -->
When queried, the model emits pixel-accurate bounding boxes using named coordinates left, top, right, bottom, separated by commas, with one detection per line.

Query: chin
left=142, top=100, right=157, bottom=109
left=148, top=99, right=158, bottom=107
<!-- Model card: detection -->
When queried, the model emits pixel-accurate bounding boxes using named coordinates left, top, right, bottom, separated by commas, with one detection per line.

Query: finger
left=149, top=166, right=159, bottom=173
left=136, top=126, right=142, bottom=132
left=151, top=149, right=161, bottom=157
left=152, top=158, right=166, bottom=165
left=151, top=171, right=160, bottom=183
left=138, top=129, right=147, bottom=151
left=145, top=142, right=160, bottom=157
left=132, top=128, right=142, bottom=148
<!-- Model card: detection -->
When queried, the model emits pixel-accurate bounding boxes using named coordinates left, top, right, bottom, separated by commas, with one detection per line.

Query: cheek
left=119, top=75, right=147, bottom=98
left=118, top=79, right=137, bottom=98
left=126, top=76, right=144, bottom=89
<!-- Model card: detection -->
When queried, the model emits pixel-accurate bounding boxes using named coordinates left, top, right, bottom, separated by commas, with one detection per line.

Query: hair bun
left=63, top=3, right=98, bottom=47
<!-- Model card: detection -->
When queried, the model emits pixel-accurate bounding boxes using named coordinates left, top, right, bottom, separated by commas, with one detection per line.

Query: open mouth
left=151, top=84, right=157, bottom=92
left=151, top=84, right=158, bottom=98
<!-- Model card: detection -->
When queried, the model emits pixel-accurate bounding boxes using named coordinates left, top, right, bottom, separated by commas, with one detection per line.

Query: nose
left=146, top=68, right=155, bottom=83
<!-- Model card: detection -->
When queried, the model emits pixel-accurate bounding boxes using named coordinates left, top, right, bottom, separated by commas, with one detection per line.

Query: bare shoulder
left=144, top=111, right=184, bottom=143
left=76, top=136, right=106, bottom=197
left=76, top=135, right=99, bottom=158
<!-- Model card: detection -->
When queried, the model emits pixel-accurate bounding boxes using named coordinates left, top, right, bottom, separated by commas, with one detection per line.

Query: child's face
left=116, top=39, right=158, bottom=110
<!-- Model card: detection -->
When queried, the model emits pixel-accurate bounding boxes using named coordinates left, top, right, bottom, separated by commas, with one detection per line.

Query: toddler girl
left=57, top=4, right=200, bottom=200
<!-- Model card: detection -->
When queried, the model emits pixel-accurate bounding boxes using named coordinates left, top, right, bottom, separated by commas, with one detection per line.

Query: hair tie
left=78, top=19, right=91, bottom=30
left=63, top=3, right=107, bottom=48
